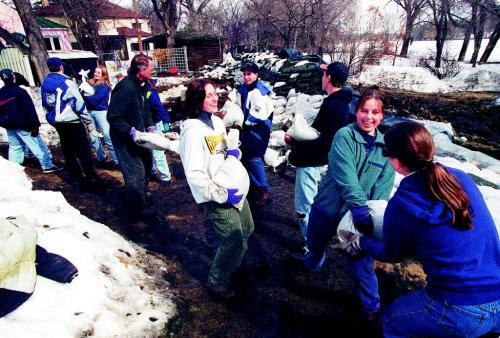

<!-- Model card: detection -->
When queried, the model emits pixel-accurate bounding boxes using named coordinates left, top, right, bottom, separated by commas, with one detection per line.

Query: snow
left=0, top=158, right=175, bottom=337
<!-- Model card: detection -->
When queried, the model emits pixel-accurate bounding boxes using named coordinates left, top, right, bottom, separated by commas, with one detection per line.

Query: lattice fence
left=0, top=48, right=35, bottom=86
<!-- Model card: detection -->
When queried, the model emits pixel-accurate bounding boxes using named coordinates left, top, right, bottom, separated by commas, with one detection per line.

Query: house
left=34, top=0, right=154, bottom=61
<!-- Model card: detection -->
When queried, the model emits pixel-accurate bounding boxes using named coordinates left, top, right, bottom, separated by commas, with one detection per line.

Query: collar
left=351, top=123, right=385, bottom=145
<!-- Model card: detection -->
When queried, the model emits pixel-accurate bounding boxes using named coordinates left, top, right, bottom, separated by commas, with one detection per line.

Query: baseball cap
left=320, top=61, right=349, bottom=85
left=47, top=57, right=64, bottom=69
left=241, top=62, right=259, bottom=73
left=0, top=69, right=14, bottom=82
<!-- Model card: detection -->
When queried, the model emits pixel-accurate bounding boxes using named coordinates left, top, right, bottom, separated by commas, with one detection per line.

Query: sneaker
left=204, top=282, right=235, bottom=300
left=289, top=246, right=310, bottom=261
left=42, top=165, right=63, bottom=174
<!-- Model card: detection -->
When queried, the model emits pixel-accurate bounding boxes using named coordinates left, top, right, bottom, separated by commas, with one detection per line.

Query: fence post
left=183, top=46, right=189, bottom=72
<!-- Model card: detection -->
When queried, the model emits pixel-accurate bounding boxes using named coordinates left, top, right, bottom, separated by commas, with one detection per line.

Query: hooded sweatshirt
left=0, top=84, right=40, bottom=131
left=361, top=165, right=500, bottom=305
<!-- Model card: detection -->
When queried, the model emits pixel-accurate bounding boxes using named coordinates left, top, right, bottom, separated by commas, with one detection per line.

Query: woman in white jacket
left=179, top=79, right=254, bottom=299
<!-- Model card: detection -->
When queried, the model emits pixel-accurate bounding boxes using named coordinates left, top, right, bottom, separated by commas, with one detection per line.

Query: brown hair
left=185, top=79, right=214, bottom=118
left=384, top=121, right=472, bottom=230
left=89, top=65, right=111, bottom=87
left=356, top=91, right=385, bottom=115
left=128, top=53, right=152, bottom=76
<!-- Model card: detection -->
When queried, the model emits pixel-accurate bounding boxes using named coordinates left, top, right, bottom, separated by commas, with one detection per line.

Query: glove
left=130, top=127, right=142, bottom=143
left=226, top=188, right=243, bottom=205
left=284, top=133, right=293, bottom=144
left=85, top=123, right=102, bottom=139
left=31, top=127, right=39, bottom=137
left=351, top=205, right=374, bottom=236
left=334, top=230, right=362, bottom=256
left=161, top=122, right=170, bottom=133
left=226, top=148, right=241, bottom=159
left=146, top=126, right=156, bottom=133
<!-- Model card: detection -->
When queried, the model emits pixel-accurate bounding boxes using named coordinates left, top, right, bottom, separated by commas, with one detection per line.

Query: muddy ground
left=2, top=89, right=498, bottom=338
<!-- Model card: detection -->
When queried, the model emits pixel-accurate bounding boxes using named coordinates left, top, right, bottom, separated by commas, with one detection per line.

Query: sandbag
left=337, top=200, right=388, bottom=241
left=78, top=81, right=94, bottom=96
left=212, top=156, right=250, bottom=210
left=221, top=100, right=244, bottom=127
left=287, top=113, right=320, bottom=141
left=135, top=131, right=173, bottom=151
left=225, top=128, right=240, bottom=149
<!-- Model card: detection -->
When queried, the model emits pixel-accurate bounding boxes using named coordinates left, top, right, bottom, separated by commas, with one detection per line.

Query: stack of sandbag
left=272, top=55, right=324, bottom=97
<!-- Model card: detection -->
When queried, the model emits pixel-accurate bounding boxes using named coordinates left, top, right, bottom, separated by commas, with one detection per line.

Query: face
left=138, top=60, right=154, bottom=80
left=243, top=71, right=258, bottom=85
left=321, top=71, right=330, bottom=91
left=93, top=67, right=102, bottom=80
left=356, top=98, right=383, bottom=136
left=202, top=84, right=218, bottom=113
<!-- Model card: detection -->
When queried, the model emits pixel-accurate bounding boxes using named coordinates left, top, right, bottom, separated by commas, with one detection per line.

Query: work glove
left=334, top=230, right=362, bottom=256
left=226, top=188, right=243, bottom=205
left=351, top=205, right=374, bottom=236
left=31, top=127, right=39, bottom=137
left=226, top=148, right=241, bottom=159
left=161, top=122, right=170, bottom=133
left=146, top=125, right=156, bottom=133
left=85, top=123, right=102, bottom=139
left=130, top=127, right=142, bottom=143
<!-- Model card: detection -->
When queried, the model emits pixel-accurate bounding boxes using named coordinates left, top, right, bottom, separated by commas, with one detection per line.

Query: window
left=43, top=36, right=62, bottom=51
left=132, top=22, right=142, bottom=30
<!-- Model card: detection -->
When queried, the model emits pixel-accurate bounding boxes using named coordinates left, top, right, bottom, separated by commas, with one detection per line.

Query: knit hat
left=241, top=62, right=259, bottom=74
left=320, top=61, right=349, bottom=85
left=0, top=69, right=14, bottom=83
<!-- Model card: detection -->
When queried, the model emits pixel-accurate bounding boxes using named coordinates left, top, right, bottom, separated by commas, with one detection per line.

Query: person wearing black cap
left=0, top=69, right=60, bottom=173
left=234, top=62, right=274, bottom=206
left=284, top=61, right=353, bottom=260
left=41, top=57, right=101, bottom=186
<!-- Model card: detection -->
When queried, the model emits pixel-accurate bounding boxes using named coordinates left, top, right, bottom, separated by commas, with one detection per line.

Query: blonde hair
left=89, top=66, right=111, bottom=87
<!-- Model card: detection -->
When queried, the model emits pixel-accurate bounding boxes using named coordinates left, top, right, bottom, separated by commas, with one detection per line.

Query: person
left=146, top=80, right=171, bottom=187
left=304, top=91, right=395, bottom=319
left=107, top=53, right=157, bottom=221
left=285, top=61, right=352, bottom=259
left=236, top=62, right=274, bottom=206
left=41, top=58, right=102, bottom=186
left=82, top=65, right=118, bottom=167
left=0, top=69, right=60, bottom=173
left=179, top=79, right=254, bottom=299
left=338, top=121, right=500, bottom=337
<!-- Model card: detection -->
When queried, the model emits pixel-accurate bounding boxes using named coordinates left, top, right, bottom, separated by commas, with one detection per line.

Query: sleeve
left=181, top=129, right=228, bottom=204
left=107, top=84, right=133, bottom=138
left=65, top=79, right=92, bottom=125
left=370, top=156, right=396, bottom=200
left=148, top=89, right=170, bottom=123
left=329, top=129, right=367, bottom=207
left=360, top=198, right=412, bottom=262
left=18, top=89, right=40, bottom=129
left=83, top=85, right=109, bottom=108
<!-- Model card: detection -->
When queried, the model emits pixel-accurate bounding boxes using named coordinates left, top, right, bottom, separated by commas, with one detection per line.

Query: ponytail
left=426, top=163, right=472, bottom=230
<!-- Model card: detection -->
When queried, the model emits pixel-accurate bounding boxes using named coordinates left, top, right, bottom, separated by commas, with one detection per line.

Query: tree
left=446, top=0, right=473, bottom=61
left=470, top=1, right=486, bottom=66
left=479, top=0, right=500, bottom=63
left=391, top=0, right=428, bottom=57
left=428, top=0, right=449, bottom=68
left=150, top=0, right=179, bottom=47
left=11, top=0, right=49, bottom=83
left=180, top=0, right=212, bottom=31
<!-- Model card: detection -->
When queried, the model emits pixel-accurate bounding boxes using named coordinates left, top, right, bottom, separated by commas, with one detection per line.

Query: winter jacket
left=361, top=166, right=500, bottom=306
left=107, top=75, right=154, bottom=143
left=314, top=123, right=395, bottom=219
left=0, top=84, right=40, bottom=131
left=82, top=83, right=110, bottom=111
left=41, top=72, right=92, bottom=126
left=288, top=88, right=352, bottom=167
left=146, top=87, right=170, bottom=123
left=179, top=113, right=230, bottom=204
left=237, top=80, right=273, bottom=158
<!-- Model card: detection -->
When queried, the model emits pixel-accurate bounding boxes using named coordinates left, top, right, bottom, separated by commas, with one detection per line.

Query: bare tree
left=11, top=0, right=49, bottom=83
left=479, top=0, right=500, bottom=63
left=428, top=0, right=449, bottom=68
left=151, top=0, right=179, bottom=47
left=470, top=1, right=486, bottom=66
left=180, top=0, right=212, bottom=31
left=391, top=0, right=428, bottom=57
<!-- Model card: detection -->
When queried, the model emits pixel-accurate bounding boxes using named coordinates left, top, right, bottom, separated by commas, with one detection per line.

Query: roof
left=36, top=16, right=67, bottom=29
left=35, top=0, right=145, bottom=19
left=116, top=27, right=151, bottom=37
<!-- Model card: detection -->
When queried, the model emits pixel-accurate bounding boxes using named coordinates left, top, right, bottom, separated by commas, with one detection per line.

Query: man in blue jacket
left=0, top=69, right=60, bottom=173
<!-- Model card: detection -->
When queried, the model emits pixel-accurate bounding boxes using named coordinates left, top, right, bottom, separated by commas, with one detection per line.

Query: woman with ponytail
left=342, top=121, right=500, bottom=337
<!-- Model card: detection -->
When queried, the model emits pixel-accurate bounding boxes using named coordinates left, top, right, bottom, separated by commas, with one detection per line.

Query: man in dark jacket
left=107, top=53, right=157, bottom=221
left=0, top=69, right=60, bottom=173
left=285, top=61, right=352, bottom=259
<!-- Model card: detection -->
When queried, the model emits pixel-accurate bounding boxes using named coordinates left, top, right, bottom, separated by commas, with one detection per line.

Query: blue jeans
left=151, top=122, right=171, bottom=182
left=295, top=166, right=326, bottom=242
left=382, top=289, right=500, bottom=338
left=7, top=129, right=54, bottom=170
left=242, top=156, right=269, bottom=191
left=89, top=110, right=118, bottom=164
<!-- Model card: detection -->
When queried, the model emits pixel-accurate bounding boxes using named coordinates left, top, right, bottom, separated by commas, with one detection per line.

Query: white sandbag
left=309, top=95, right=324, bottom=104
left=274, top=106, right=285, bottom=115
left=168, top=140, right=179, bottom=154
left=164, top=132, right=180, bottom=140
left=225, top=128, right=240, bottom=149
left=79, top=81, right=94, bottom=96
left=221, top=100, right=244, bottom=127
left=264, top=147, right=287, bottom=169
left=228, top=89, right=238, bottom=103
left=270, top=130, right=287, bottom=147
left=337, top=200, right=388, bottom=241
left=274, top=82, right=286, bottom=88
left=287, top=88, right=296, bottom=99
left=272, top=97, right=287, bottom=108
left=292, top=101, right=319, bottom=125
left=287, top=113, right=320, bottom=141
left=135, top=132, right=172, bottom=151
left=212, top=156, right=250, bottom=210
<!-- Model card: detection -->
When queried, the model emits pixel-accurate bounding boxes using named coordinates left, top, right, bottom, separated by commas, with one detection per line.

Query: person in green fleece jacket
left=304, top=91, right=395, bottom=319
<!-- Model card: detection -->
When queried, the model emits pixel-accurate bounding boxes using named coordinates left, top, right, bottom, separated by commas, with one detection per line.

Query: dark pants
left=113, top=139, right=152, bottom=217
left=54, top=122, right=96, bottom=179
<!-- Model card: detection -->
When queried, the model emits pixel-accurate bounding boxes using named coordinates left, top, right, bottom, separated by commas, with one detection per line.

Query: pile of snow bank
left=0, top=157, right=175, bottom=337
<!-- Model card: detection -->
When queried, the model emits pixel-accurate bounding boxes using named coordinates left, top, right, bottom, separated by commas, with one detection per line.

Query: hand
left=146, top=126, right=156, bottom=133
left=215, top=110, right=226, bottom=119
left=284, top=134, right=293, bottom=144
left=226, top=148, right=241, bottom=159
left=334, top=230, right=362, bottom=256
left=226, top=188, right=243, bottom=205
left=31, top=127, right=39, bottom=137
left=130, top=127, right=141, bottom=142
left=351, top=205, right=374, bottom=236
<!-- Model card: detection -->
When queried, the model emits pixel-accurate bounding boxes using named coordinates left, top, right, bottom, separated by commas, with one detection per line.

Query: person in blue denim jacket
left=340, top=121, right=500, bottom=337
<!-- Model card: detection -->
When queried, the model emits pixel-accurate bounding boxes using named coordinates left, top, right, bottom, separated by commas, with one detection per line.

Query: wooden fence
left=0, top=48, right=35, bottom=86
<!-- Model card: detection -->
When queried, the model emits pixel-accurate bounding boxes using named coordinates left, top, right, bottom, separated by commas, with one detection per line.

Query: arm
left=148, top=89, right=170, bottom=123
left=370, top=156, right=396, bottom=200
left=83, top=84, right=110, bottom=108
left=65, top=79, right=92, bottom=125
left=107, top=84, right=133, bottom=138
left=18, top=88, right=40, bottom=130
